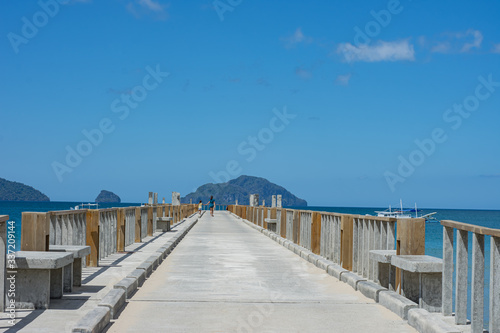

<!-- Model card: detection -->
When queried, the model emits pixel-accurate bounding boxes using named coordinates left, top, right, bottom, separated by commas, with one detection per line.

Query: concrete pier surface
left=0, top=217, right=197, bottom=333
left=107, top=211, right=417, bottom=332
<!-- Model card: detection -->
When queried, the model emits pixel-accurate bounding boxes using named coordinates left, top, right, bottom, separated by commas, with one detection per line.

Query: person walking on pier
left=198, top=200, right=203, bottom=216
left=207, top=196, right=215, bottom=217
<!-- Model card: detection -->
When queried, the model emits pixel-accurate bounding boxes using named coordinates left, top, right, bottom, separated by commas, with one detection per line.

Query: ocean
left=1, top=202, right=499, bottom=328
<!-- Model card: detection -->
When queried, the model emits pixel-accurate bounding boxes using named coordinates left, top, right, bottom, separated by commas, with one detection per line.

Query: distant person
left=198, top=200, right=203, bottom=216
left=207, top=196, right=215, bottom=217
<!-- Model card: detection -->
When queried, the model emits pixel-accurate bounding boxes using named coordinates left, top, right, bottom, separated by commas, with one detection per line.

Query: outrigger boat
left=375, top=200, right=437, bottom=221
left=71, top=203, right=99, bottom=210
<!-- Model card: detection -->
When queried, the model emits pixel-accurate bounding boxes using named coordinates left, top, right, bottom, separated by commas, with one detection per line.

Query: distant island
left=0, top=177, right=50, bottom=202
left=182, top=175, right=307, bottom=207
left=95, top=190, right=121, bottom=203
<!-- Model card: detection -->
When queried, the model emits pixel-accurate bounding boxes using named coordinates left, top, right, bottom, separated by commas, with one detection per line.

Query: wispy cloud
left=492, top=43, right=500, bottom=54
left=335, top=73, right=352, bottom=86
left=430, top=29, right=483, bottom=54
left=126, top=0, right=169, bottom=20
left=337, top=40, right=415, bottom=63
left=295, top=67, right=312, bottom=80
left=281, top=28, right=312, bottom=48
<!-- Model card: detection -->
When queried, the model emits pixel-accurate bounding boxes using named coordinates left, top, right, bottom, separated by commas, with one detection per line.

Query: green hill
left=182, top=175, right=307, bottom=207
left=95, top=190, right=121, bottom=203
left=0, top=177, right=50, bottom=202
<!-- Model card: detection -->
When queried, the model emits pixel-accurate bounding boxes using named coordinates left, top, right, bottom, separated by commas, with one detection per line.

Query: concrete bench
left=391, top=255, right=443, bottom=313
left=49, top=245, right=91, bottom=292
left=369, top=250, right=396, bottom=291
left=13, top=251, right=74, bottom=309
left=156, top=217, right=172, bottom=232
left=264, top=218, right=277, bottom=232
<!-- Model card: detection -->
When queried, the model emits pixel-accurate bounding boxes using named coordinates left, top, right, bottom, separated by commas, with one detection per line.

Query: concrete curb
left=71, top=215, right=200, bottom=333
left=98, top=288, right=126, bottom=319
left=113, top=277, right=138, bottom=299
left=137, top=261, right=153, bottom=277
left=126, top=269, right=146, bottom=287
left=357, top=280, right=387, bottom=302
left=340, top=272, right=366, bottom=291
left=407, top=309, right=461, bottom=333
left=379, top=290, right=418, bottom=320
left=72, top=306, right=110, bottom=333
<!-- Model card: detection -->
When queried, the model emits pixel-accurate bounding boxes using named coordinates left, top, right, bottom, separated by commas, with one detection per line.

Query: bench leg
left=63, top=262, right=73, bottom=292
left=73, top=258, right=83, bottom=287
left=50, top=267, right=64, bottom=298
left=401, top=271, right=420, bottom=304
left=15, top=269, right=50, bottom=309
left=420, top=272, right=442, bottom=312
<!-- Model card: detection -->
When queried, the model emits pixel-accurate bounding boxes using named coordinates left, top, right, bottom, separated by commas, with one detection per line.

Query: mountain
left=182, top=175, right=307, bottom=207
left=95, top=190, right=121, bottom=203
left=0, top=177, right=50, bottom=202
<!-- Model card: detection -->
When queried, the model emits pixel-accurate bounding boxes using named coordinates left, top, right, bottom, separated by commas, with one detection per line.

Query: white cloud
left=138, top=0, right=163, bottom=12
left=430, top=29, right=483, bottom=54
left=337, top=40, right=415, bottom=63
left=491, top=43, right=500, bottom=54
left=126, top=0, right=168, bottom=20
left=460, top=29, right=483, bottom=52
left=282, top=28, right=312, bottom=48
left=336, top=73, right=352, bottom=86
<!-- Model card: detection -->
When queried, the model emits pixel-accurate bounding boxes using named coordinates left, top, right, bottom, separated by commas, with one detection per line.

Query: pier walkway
left=106, top=211, right=416, bottom=332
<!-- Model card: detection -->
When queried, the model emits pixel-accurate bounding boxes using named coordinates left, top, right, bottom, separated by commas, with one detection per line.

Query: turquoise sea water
left=1, top=202, right=499, bottom=327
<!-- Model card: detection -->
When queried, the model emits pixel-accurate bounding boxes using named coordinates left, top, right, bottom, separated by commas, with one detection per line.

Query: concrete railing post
left=471, top=233, right=485, bottom=333
left=491, top=236, right=500, bottom=333
left=455, top=229, right=468, bottom=325
left=442, top=226, right=454, bottom=316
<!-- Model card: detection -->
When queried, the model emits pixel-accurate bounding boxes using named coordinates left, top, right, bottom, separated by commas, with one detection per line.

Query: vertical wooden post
left=147, top=206, right=153, bottom=236
left=395, top=218, right=425, bottom=293
left=86, top=210, right=100, bottom=267
left=134, top=207, right=141, bottom=243
left=117, top=208, right=125, bottom=252
left=280, top=209, right=287, bottom=238
left=21, top=212, right=50, bottom=251
left=341, top=214, right=353, bottom=270
left=311, top=212, right=322, bottom=255
left=263, top=208, right=268, bottom=229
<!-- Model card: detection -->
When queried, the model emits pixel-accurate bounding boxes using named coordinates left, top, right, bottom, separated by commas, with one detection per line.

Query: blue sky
left=1, top=0, right=499, bottom=209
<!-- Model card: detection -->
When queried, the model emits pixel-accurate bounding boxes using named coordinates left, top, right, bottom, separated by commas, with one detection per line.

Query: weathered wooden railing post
left=340, top=214, right=353, bottom=271
left=147, top=206, right=153, bottom=236
left=293, top=210, right=300, bottom=244
left=21, top=212, right=50, bottom=251
left=134, top=207, right=141, bottom=243
left=395, top=218, right=425, bottom=293
left=311, top=212, right=321, bottom=255
left=0, top=215, right=7, bottom=312
left=117, top=208, right=125, bottom=252
left=86, top=210, right=100, bottom=267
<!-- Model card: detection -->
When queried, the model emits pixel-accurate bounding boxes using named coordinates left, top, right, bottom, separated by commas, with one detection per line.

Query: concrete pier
left=107, top=212, right=416, bottom=332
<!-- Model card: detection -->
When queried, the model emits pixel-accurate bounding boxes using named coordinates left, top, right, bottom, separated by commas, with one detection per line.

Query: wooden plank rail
left=441, top=220, right=500, bottom=333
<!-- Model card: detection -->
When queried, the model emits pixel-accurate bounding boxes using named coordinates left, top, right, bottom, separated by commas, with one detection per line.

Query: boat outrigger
left=71, top=203, right=99, bottom=210
left=375, top=200, right=437, bottom=221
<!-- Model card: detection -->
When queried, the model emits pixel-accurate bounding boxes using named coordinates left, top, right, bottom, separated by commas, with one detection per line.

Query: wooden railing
left=20, top=204, right=198, bottom=267
left=441, top=220, right=500, bottom=333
